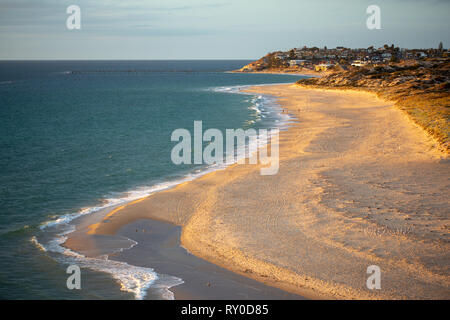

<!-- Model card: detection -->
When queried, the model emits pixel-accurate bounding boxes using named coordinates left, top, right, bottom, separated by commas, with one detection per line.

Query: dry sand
left=66, top=84, right=449, bottom=299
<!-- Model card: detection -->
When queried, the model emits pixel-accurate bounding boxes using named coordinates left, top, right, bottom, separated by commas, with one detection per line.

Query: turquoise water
left=0, top=61, right=305, bottom=299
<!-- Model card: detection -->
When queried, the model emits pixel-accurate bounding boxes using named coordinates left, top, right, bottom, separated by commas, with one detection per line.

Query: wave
left=30, top=236, right=47, bottom=252
left=34, top=224, right=183, bottom=300
left=37, top=167, right=235, bottom=299
left=212, top=83, right=294, bottom=128
left=36, top=82, right=295, bottom=300
left=41, top=84, right=292, bottom=232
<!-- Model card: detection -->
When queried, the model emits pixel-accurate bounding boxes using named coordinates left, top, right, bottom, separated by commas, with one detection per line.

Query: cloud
left=0, top=0, right=231, bottom=39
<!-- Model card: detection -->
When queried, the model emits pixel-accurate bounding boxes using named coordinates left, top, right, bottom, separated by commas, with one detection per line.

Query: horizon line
left=0, top=58, right=257, bottom=62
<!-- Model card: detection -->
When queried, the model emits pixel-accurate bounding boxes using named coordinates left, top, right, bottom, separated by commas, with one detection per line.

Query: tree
left=289, top=49, right=296, bottom=59
left=439, top=42, right=443, bottom=51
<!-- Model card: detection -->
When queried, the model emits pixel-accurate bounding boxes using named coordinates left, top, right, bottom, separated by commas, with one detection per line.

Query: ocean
left=0, top=60, right=305, bottom=299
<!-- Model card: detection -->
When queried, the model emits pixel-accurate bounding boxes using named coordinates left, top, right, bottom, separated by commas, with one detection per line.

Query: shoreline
left=112, top=218, right=305, bottom=300
left=64, top=208, right=305, bottom=299
left=64, top=83, right=449, bottom=299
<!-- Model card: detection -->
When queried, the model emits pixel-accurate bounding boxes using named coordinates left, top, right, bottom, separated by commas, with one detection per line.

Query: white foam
left=40, top=174, right=216, bottom=231
left=212, top=83, right=294, bottom=128
left=37, top=81, right=295, bottom=300
left=34, top=226, right=183, bottom=300
left=39, top=82, right=293, bottom=234
left=30, top=236, right=47, bottom=252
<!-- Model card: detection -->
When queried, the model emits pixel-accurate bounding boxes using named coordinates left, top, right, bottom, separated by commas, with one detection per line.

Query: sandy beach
left=65, top=84, right=449, bottom=299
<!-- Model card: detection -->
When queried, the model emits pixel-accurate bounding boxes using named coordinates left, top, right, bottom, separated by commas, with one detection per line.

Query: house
left=275, top=53, right=288, bottom=60
left=416, top=52, right=427, bottom=58
left=241, top=65, right=253, bottom=72
left=315, top=63, right=334, bottom=72
left=351, top=60, right=367, bottom=67
left=289, top=60, right=306, bottom=67
left=371, top=56, right=381, bottom=63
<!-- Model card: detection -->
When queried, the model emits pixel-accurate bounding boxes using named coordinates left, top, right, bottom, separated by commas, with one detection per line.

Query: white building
left=275, top=53, right=288, bottom=60
left=351, top=60, right=367, bottom=67
left=289, top=60, right=306, bottom=67
left=417, top=52, right=427, bottom=58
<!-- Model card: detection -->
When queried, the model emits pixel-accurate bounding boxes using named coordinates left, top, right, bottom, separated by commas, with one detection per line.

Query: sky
left=0, top=0, right=449, bottom=60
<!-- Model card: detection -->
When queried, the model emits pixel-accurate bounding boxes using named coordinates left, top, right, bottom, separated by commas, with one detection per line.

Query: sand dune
left=74, top=84, right=449, bottom=299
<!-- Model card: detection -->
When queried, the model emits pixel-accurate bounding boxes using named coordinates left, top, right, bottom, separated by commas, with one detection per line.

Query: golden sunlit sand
left=67, top=84, right=449, bottom=299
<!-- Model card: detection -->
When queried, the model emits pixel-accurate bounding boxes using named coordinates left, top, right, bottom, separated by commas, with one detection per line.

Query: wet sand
left=65, top=207, right=304, bottom=299
left=65, top=84, right=449, bottom=299
left=114, top=219, right=304, bottom=299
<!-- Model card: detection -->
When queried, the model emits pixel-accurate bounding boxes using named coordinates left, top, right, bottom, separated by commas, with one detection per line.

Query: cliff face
left=297, top=59, right=450, bottom=152
left=237, top=55, right=271, bottom=72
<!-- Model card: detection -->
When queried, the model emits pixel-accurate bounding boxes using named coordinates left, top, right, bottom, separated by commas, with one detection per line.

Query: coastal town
left=237, top=44, right=450, bottom=154
left=238, top=44, right=448, bottom=73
